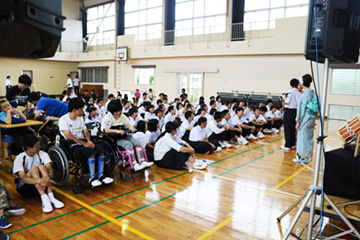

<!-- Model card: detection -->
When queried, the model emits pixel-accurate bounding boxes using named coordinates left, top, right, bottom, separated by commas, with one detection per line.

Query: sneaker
left=280, top=127, right=284, bottom=132
left=0, top=216, right=11, bottom=229
left=223, top=142, right=232, bottom=148
left=51, top=198, right=65, bottom=209
left=42, top=201, right=53, bottom=213
left=257, top=132, right=265, bottom=139
left=143, top=161, right=154, bottom=167
left=281, top=146, right=291, bottom=151
left=248, top=134, right=257, bottom=140
left=218, top=141, right=226, bottom=148
left=133, top=163, right=146, bottom=171
left=237, top=136, right=249, bottom=145
left=102, top=177, right=114, bottom=184
left=90, top=179, right=102, bottom=188
left=193, top=160, right=208, bottom=170
left=271, top=128, right=279, bottom=133
left=291, top=146, right=296, bottom=149
left=5, top=204, right=26, bottom=216
left=0, top=231, right=9, bottom=240
left=215, top=146, right=222, bottom=152
left=263, top=129, right=272, bottom=134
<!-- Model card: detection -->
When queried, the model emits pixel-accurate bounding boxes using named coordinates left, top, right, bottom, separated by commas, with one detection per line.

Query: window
left=244, top=0, right=309, bottom=30
left=80, top=68, right=108, bottom=83
left=328, top=105, right=360, bottom=120
left=134, top=68, right=155, bottom=85
left=177, top=73, right=203, bottom=103
left=124, top=0, right=163, bottom=40
left=87, top=3, right=116, bottom=46
left=331, top=69, right=360, bottom=95
left=175, top=0, right=227, bottom=37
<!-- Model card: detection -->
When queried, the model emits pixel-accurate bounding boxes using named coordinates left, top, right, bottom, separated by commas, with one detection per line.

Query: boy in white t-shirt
left=59, top=98, right=113, bottom=188
left=249, top=107, right=267, bottom=139
left=73, top=74, right=80, bottom=95
left=13, top=134, right=64, bottom=213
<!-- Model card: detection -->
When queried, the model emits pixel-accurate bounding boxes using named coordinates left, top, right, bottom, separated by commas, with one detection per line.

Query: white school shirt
left=138, top=106, right=146, bottom=115
left=231, top=111, right=236, bottom=119
left=265, top=111, right=275, bottom=119
left=285, top=88, right=301, bottom=109
left=163, top=103, right=169, bottom=110
left=105, top=100, right=112, bottom=111
left=132, top=131, right=147, bottom=148
left=178, top=119, right=192, bottom=137
left=206, top=115, right=214, bottom=123
left=137, top=98, right=150, bottom=107
left=219, top=105, right=228, bottom=112
left=189, top=125, right=207, bottom=142
left=101, top=112, right=130, bottom=131
left=73, top=78, right=80, bottom=86
left=129, top=116, right=137, bottom=129
left=145, top=112, right=156, bottom=121
left=222, top=118, right=235, bottom=127
left=206, top=119, right=225, bottom=138
left=154, top=133, right=185, bottom=161
left=193, top=115, right=201, bottom=125
left=145, top=130, right=160, bottom=145
left=85, top=114, right=102, bottom=125
left=216, top=101, right=222, bottom=111
left=5, top=79, right=12, bottom=87
left=164, top=113, right=175, bottom=125
left=59, top=113, right=86, bottom=140
left=243, top=109, right=253, bottom=119
left=13, top=151, right=52, bottom=175
left=67, top=78, right=73, bottom=88
left=95, top=105, right=106, bottom=117
left=155, top=116, right=165, bottom=128
left=249, top=114, right=266, bottom=122
left=274, top=110, right=284, bottom=118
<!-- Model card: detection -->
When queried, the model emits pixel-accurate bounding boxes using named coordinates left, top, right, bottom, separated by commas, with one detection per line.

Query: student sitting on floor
left=59, top=98, right=114, bottom=187
left=132, top=120, right=147, bottom=149
left=178, top=111, right=194, bottom=142
left=206, top=111, right=231, bottom=148
left=163, top=105, right=176, bottom=126
left=260, top=106, right=274, bottom=134
left=154, top=122, right=207, bottom=170
left=221, top=110, right=248, bottom=145
left=0, top=183, right=26, bottom=229
left=249, top=107, right=267, bottom=139
left=264, top=106, right=281, bottom=133
left=154, top=108, right=164, bottom=129
left=145, top=119, right=160, bottom=161
left=144, top=104, right=156, bottom=121
left=189, top=117, right=220, bottom=154
left=13, top=134, right=64, bottom=213
left=193, top=108, right=206, bottom=126
left=231, top=107, right=257, bottom=140
left=128, top=107, right=140, bottom=129
left=101, top=100, right=153, bottom=171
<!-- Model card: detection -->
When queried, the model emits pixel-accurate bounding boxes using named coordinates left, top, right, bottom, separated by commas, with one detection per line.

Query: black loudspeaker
left=304, top=0, right=360, bottom=63
left=0, top=0, right=65, bottom=59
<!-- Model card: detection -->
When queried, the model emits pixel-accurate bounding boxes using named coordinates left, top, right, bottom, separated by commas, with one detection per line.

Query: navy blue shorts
left=71, top=144, right=104, bottom=158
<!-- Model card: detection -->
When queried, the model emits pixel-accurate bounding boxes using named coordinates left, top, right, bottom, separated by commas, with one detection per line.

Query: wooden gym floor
left=1, top=119, right=360, bottom=239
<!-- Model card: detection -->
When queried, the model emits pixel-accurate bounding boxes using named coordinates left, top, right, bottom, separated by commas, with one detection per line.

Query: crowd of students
left=0, top=76, right=286, bottom=236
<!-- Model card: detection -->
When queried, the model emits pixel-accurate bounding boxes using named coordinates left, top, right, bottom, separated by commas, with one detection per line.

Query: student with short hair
left=95, top=98, right=106, bottom=117
left=222, top=110, right=248, bottom=145
left=243, top=105, right=254, bottom=120
left=206, top=111, right=231, bottom=148
left=5, top=75, right=12, bottom=95
left=215, top=96, right=222, bottom=111
left=13, top=134, right=64, bottom=213
left=265, top=106, right=281, bottom=132
left=145, top=104, right=156, bottom=121
left=189, top=117, right=219, bottom=154
left=232, top=107, right=257, bottom=140
left=193, top=108, right=206, bottom=126
left=59, top=98, right=113, bottom=187
left=259, top=106, right=274, bottom=134
left=266, top=99, right=273, bottom=111
left=128, top=107, right=140, bottom=129
left=105, top=94, right=115, bottom=112
left=178, top=111, right=194, bottom=142
left=101, top=100, right=153, bottom=171
left=27, top=92, right=68, bottom=120
left=132, top=120, right=148, bottom=149
left=249, top=107, right=267, bottom=139
left=6, top=74, right=32, bottom=106
left=145, top=119, right=160, bottom=161
left=154, top=108, right=164, bottom=129
left=154, top=122, right=207, bottom=170
left=163, top=105, right=176, bottom=126
left=138, top=92, right=150, bottom=107
left=65, top=74, right=73, bottom=91
left=85, top=107, right=102, bottom=130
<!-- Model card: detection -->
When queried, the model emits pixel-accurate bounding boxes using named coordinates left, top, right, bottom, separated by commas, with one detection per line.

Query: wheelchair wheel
left=98, top=140, right=119, bottom=174
left=48, top=145, right=69, bottom=186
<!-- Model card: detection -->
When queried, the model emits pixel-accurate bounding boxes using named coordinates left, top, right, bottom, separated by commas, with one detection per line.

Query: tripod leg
left=324, top=193, right=360, bottom=239
left=283, top=190, right=314, bottom=240
left=306, top=191, right=318, bottom=240
left=278, top=190, right=309, bottom=222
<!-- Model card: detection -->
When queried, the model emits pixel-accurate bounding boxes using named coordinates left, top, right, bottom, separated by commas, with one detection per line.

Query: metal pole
left=306, top=58, right=330, bottom=239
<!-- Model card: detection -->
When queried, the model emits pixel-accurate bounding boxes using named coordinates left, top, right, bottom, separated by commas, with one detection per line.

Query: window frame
left=133, top=66, right=156, bottom=85
left=80, top=67, right=109, bottom=84
left=330, top=68, right=360, bottom=96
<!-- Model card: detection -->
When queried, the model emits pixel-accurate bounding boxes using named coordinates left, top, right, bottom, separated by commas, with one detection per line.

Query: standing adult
left=5, top=76, right=12, bottom=95
left=282, top=78, right=301, bottom=151
left=294, top=74, right=316, bottom=163
left=73, top=75, right=80, bottom=96
left=65, top=74, right=73, bottom=91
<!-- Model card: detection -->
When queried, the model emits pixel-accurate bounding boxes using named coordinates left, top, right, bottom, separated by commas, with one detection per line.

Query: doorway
left=176, top=73, right=203, bottom=103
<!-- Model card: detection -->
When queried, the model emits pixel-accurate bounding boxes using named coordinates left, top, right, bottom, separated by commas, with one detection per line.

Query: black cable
left=344, top=203, right=360, bottom=221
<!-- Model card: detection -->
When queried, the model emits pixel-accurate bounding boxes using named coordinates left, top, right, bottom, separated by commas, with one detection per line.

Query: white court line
left=193, top=170, right=301, bottom=198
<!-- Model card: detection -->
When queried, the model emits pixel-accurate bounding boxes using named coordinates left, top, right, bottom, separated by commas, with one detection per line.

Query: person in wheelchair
left=13, top=134, right=64, bottom=213
left=59, top=98, right=114, bottom=187
left=101, top=100, right=153, bottom=172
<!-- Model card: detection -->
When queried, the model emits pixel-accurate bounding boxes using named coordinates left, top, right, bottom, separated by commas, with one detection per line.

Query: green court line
left=10, top=136, right=283, bottom=236
left=209, top=165, right=230, bottom=170
left=62, top=140, right=284, bottom=239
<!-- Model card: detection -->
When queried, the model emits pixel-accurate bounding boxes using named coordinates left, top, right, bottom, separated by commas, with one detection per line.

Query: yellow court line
left=196, top=163, right=311, bottom=240
left=53, top=187, right=156, bottom=240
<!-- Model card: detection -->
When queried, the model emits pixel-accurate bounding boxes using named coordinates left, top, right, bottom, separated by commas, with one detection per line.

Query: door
left=176, top=73, right=203, bottom=103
